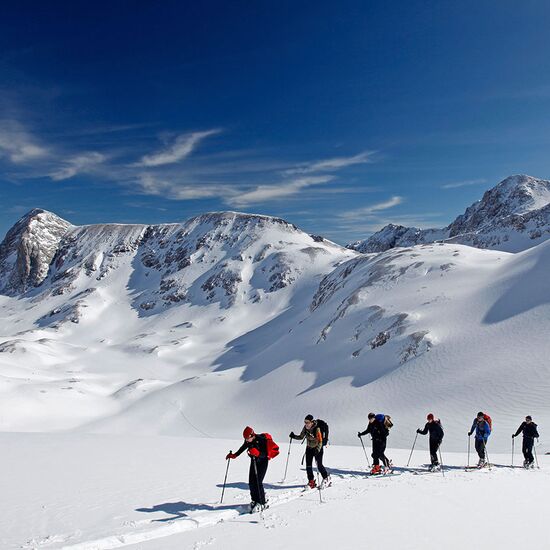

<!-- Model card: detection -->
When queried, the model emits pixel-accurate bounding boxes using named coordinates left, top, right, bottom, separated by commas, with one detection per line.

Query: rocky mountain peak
left=0, top=209, right=72, bottom=295
left=349, top=174, right=550, bottom=254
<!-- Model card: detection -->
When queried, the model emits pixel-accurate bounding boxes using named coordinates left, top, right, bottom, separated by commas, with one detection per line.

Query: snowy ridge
left=349, top=174, right=550, bottom=253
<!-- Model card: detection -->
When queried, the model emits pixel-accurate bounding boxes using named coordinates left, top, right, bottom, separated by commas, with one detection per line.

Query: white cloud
left=227, top=176, right=334, bottom=207
left=50, top=152, right=105, bottom=181
left=137, top=174, right=235, bottom=201
left=0, top=123, right=48, bottom=163
left=139, top=129, right=221, bottom=167
left=339, top=196, right=403, bottom=220
left=285, top=151, right=375, bottom=174
left=441, top=178, right=486, bottom=189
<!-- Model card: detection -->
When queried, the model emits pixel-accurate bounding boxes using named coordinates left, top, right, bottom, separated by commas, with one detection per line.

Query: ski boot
left=477, top=458, right=486, bottom=468
left=250, top=501, right=267, bottom=514
left=306, top=478, right=317, bottom=489
left=430, top=464, right=441, bottom=472
left=370, top=464, right=382, bottom=475
left=320, top=475, right=332, bottom=489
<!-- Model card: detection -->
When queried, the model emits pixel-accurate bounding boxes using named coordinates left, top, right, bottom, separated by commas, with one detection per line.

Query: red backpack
left=483, top=414, right=492, bottom=430
left=263, top=433, right=280, bottom=459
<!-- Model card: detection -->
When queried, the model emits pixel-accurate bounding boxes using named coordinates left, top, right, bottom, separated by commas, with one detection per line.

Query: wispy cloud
left=137, top=174, right=235, bottom=201
left=339, top=195, right=403, bottom=221
left=139, top=129, right=221, bottom=167
left=0, top=122, right=48, bottom=163
left=285, top=151, right=375, bottom=174
left=441, top=178, right=486, bottom=189
left=227, top=176, right=334, bottom=207
left=50, top=152, right=105, bottom=181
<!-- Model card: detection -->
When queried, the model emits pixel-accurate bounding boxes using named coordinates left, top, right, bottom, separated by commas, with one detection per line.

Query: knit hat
left=243, top=426, right=255, bottom=439
left=526, top=415, right=532, bottom=421
left=304, top=414, right=314, bottom=422
left=477, top=411, right=484, bottom=418
left=368, top=412, right=375, bottom=419
left=427, top=413, right=434, bottom=421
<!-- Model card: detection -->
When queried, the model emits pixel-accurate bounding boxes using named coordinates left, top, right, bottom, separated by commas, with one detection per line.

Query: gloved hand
left=416, top=429, right=421, bottom=434
left=468, top=431, right=473, bottom=437
left=357, top=431, right=362, bottom=438
left=226, top=453, right=237, bottom=460
left=248, top=447, right=260, bottom=458
left=511, top=434, right=515, bottom=438
left=289, top=432, right=295, bottom=438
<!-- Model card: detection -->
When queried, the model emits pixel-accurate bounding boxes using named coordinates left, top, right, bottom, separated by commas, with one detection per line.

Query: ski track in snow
left=25, top=484, right=313, bottom=549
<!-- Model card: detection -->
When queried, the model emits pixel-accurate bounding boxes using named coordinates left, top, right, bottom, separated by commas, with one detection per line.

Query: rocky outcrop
left=0, top=209, right=72, bottom=295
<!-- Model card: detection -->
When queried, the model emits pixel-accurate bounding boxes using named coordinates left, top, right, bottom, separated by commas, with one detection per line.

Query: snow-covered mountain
left=0, top=198, right=549, bottom=453
left=349, top=175, right=550, bottom=253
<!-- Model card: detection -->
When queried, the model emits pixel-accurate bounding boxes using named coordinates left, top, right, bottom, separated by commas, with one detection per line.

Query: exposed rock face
left=349, top=175, right=550, bottom=253
left=0, top=210, right=353, bottom=313
left=0, top=209, right=72, bottom=295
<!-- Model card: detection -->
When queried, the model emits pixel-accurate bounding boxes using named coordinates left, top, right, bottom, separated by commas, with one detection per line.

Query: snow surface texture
left=349, top=175, right=550, bottom=253
left=0, top=176, right=549, bottom=454
left=4, top=434, right=549, bottom=550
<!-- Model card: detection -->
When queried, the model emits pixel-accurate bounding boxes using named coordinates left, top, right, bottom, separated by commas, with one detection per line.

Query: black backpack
left=316, top=419, right=329, bottom=446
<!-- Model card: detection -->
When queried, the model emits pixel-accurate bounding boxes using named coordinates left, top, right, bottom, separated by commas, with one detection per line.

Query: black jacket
left=359, top=420, right=388, bottom=441
left=418, top=420, right=444, bottom=442
left=514, top=422, right=539, bottom=439
left=235, top=433, right=268, bottom=459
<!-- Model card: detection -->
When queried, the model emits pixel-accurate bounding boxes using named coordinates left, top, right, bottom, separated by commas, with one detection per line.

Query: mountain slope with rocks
left=349, top=175, right=550, bottom=253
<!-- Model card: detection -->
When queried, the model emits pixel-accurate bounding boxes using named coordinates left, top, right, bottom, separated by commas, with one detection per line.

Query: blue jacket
left=470, top=419, right=491, bottom=441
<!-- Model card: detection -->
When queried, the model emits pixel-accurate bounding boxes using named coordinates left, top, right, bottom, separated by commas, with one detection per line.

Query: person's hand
left=226, top=453, right=237, bottom=460
left=468, top=431, right=473, bottom=437
left=289, top=432, right=295, bottom=438
left=511, top=434, right=515, bottom=438
left=248, top=448, right=260, bottom=458
left=357, top=431, right=362, bottom=438
left=416, top=429, right=421, bottom=434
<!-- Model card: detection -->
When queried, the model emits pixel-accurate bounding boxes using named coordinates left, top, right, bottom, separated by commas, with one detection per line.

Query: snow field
left=4, top=433, right=548, bottom=550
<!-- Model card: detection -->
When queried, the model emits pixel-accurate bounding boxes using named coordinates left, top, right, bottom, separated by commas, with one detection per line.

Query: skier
left=289, top=414, right=331, bottom=489
left=226, top=427, right=270, bottom=513
left=358, top=412, right=391, bottom=474
left=468, top=411, right=491, bottom=467
left=416, top=413, right=444, bottom=471
left=512, top=415, right=539, bottom=468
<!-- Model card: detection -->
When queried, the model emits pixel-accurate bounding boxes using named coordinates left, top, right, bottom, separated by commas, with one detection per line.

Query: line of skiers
left=225, top=412, right=540, bottom=513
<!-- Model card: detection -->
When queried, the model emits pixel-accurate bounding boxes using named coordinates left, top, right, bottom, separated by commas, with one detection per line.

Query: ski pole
left=467, top=435, right=471, bottom=468
left=317, top=472, right=323, bottom=504
left=438, top=445, right=445, bottom=478
left=282, top=437, right=292, bottom=482
left=511, top=436, right=515, bottom=467
left=534, top=442, right=540, bottom=469
left=484, top=440, right=492, bottom=470
left=220, top=451, right=231, bottom=504
left=359, top=435, right=371, bottom=468
left=406, top=432, right=418, bottom=467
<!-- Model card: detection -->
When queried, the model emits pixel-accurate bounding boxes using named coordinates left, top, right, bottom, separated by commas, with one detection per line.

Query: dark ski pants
left=522, top=437, right=534, bottom=463
left=372, top=438, right=390, bottom=467
left=249, top=457, right=268, bottom=505
left=475, top=438, right=487, bottom=460
left=305, top=446, right=328, bottom=481
left=429, top=439, right=441, bottom=465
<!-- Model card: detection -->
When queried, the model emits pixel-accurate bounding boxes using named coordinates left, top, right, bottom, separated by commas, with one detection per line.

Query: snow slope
left=4, top=433, right=549, bottom=550
left=0, top=201, right=549, bottom=452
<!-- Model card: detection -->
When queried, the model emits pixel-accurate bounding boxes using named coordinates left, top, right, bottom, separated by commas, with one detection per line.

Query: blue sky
left=1, top=1, right=550, bottom=244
